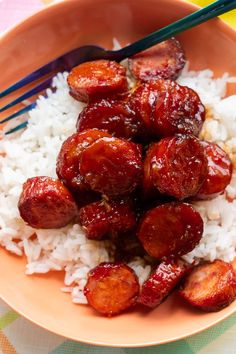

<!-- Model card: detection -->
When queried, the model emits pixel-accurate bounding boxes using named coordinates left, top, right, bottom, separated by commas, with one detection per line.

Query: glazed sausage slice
left=138, top=203, right=203, bottom=259
left=197, top=141, right=232, bottom=199
left=79, top=137, right=142, bottom=197
left=128, top=38, right=186, bottom=81
left=179, top=260, right=236, bottom=312
left=130, top=81, right=162, bottom=134
left=151, top=80, right=205, bottom=138
left=142, top=145, right=178, bottom=201
left=78, top=199, right=136, bottom=240
left=84, top=262, right=140, bottom=316
left=67, top=60, right=128, bottom=103
left=139, top=259, right=191, bottom=308
left=232, top=258, right=236, bottom=275
left=56, top=129, right=111, bottom=194
left=76, top=98, right=142, bottom=140
left=145, top=134, right=208, bottom=199
left=130, top=80, right=204, bottom=138
left=18, top=176, right=78, bottom=229
left=142, top=143, right=159, bottom=199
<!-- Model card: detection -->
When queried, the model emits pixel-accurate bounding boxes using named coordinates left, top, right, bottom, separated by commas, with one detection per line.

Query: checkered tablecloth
left=0, top=0, right=236, bottom=353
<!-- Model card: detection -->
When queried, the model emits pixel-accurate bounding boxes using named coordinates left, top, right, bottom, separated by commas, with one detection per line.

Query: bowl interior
left=0, top=0, right=236, bottom=347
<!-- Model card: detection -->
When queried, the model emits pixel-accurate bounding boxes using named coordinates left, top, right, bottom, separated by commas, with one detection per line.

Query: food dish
left=5, top=36, right=235, bottom=316
left=0, top=0, right=236, bottom=346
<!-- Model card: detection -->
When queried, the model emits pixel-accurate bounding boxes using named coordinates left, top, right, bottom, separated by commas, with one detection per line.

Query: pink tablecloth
left=0, top=0, right=46, bottom=32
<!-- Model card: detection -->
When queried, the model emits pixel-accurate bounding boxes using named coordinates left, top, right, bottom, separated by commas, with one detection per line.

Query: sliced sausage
left=130, top=80, right=204, bottom=138
left=142, top=143, right=159, bottom=199
left=179, top=260, right=236, bottom=312
left=18, top=176, right=78, bottom=229
left=56, top=129, right=111, bottom=194
left=79, top=137, right=142, bottom=197
left=67, top=60, right=128, bottom=103
left=142, top=144, right=177, bottom=201
left=130, top=81, right=162, bottom=134
left=84, top=262, right=140, bottom=316
left=137, top=203, right=203, bottom=259
left=145, top=134, right=208, bottom=199
left=76, top=98, right=142, bottom=140
left=139, top=259, right=191, bottom=308
left=78, top=199, right=136, bottom=240
left=197, top=141, right=232, bottom=199
left=128, top=38, right=186, bottom=81
left=232, top=258, right=236, bottom=275
left=151, top=80, right=205, bottom=137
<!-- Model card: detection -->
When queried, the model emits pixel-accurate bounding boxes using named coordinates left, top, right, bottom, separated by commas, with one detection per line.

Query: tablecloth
left=0, top=0, right=236, bottom=353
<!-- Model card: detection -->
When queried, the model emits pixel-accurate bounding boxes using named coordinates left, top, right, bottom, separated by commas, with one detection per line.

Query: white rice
left=0, top=63, right=236, bottom=304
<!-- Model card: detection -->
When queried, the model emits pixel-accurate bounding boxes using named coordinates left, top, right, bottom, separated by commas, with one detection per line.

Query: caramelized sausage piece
left=84, top=262, right=140, bottom=316
left=197, top=141, right=232, bottom=199
left=18, top=176, right=78, bottom=229
left=152, top=80, right=205, bottom=137
left=138, top=203, right=203, bottom=259
left=179, top=260, right=236, bottom=312
left=79, top=137, right=142, bottom=197
left=78, top=199, right=136, bottom=240
left=139, top=259, right=191, bottom=308
left=130, top=81, right=161, bottom=134
left=67, top=60, right=128, bottom=103
left=232, top=258, right=236, bottom=275
left=130, top=80, right=204, bottom=138
left=56, top=129, right=111, bottom=194
left=142, top=143, right=159, bottom=199
left=145, top=134, right=208, bottom=199
left=129, top=38, right=186, bottom=81
left=76, top=99, right=142, bottom=140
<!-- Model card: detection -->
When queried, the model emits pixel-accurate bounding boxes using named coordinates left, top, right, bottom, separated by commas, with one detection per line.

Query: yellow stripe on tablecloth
left=0, top=330, right=18, bottom=354
left=190, top=0, right=236, bottom=28
left=0, top=311, right=19, bottom=330
left=41, top=0, right=54, bottom=4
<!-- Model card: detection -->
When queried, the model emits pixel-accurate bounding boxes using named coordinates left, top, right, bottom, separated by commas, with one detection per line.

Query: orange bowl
left=0, top=0, right=236, bottom=347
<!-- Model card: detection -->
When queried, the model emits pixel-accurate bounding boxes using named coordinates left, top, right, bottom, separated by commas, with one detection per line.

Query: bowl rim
left=0, top=0, right=236, bottom=347
left=1, top=0, right=236, bottom=41
left=1, top=289, right=236, bottom=347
